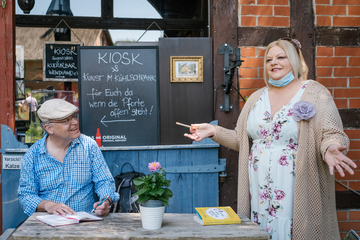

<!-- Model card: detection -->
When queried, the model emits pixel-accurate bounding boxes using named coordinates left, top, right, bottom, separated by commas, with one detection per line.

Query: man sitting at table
left=18, top=99, right=119, bottom=217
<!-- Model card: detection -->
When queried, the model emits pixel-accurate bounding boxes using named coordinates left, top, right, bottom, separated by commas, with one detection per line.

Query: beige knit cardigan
left=212, top=80, right=349, bottom=240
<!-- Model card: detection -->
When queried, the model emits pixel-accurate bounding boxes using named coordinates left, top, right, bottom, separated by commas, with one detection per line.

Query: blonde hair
left=263, top=39, right=308, bottom=86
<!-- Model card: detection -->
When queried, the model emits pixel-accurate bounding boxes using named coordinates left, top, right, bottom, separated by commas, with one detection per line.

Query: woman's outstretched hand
left=183, top=123, right=216, bottom=142
left=324, top=144, right=357, bottom=177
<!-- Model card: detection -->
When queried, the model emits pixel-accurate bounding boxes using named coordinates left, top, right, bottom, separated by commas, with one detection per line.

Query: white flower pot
left=139, top=204, right=165, bottom=230
left=141, top=200, right=164, bottom=207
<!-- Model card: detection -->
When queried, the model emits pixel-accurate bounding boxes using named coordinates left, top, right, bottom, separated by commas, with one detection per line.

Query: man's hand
left=92, top=199, right=111, bottom=216
left=324, top=144, right=357, bottom=177
left=38, top=200, right=76, bottom=216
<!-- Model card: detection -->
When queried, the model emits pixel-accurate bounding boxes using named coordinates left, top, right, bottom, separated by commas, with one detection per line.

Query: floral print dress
left=246, top=81, right=308, bottom=239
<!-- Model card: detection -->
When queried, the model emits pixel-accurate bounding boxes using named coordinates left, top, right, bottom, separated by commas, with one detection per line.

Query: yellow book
left=194, top=206, right=241, bottom=225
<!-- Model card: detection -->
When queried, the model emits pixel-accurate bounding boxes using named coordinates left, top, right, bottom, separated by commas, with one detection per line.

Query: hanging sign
left=43, top=43, right=80, bottom=81
left=2, top=155, right=23, bottom=170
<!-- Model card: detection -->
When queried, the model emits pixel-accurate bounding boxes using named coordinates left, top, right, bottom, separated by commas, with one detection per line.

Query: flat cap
left=37, top=99, right=78, bottom=122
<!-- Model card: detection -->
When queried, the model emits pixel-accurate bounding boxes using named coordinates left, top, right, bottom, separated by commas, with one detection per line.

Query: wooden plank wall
left=102, top=147, right=220, bottom=213
left=158, top=38, right=214, bottom=145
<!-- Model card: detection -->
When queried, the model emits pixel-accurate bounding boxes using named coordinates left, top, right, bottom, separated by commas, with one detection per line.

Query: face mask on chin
left=268, top=71, right=295, bottom=87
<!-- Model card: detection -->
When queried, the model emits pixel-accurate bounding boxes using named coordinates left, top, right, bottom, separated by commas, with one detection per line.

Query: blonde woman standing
left=185, top=38, right=357, bottom=239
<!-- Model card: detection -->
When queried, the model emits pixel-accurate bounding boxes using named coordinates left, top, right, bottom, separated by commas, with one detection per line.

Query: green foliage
left=25, top=120, right=43, bottom=143
left=132, top=168, right=173, bottom=207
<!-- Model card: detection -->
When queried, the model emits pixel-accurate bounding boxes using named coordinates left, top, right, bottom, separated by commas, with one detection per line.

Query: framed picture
left=170, top=56, right=203, bottom=83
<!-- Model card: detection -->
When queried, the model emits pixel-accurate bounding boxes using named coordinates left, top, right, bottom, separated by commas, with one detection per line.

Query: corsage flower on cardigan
left=292, top=101, right=316, bottom=121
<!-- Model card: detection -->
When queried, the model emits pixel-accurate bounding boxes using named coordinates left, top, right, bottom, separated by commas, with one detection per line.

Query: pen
left=91, top=196, right=109, bottom=214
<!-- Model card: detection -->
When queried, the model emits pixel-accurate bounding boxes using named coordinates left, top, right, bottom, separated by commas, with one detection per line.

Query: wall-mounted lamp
left=46, top=0, right=73, bottom=41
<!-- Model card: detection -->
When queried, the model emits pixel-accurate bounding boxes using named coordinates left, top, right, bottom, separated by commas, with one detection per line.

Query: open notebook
left=36, top=212, right=103, bottom=227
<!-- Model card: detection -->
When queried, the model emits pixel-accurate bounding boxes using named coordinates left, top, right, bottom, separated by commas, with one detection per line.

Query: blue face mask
left=268, top=71, right=295, bottom=87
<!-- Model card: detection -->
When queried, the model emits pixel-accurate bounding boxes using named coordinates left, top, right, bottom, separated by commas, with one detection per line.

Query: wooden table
left=10, top=213, right=271, bottom=240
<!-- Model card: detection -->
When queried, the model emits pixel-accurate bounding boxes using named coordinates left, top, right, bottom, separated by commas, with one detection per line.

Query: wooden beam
left=237, top=27, right=289, bottom=46
left=339, top=109, right=360, bottom=128
left=212, top=0, right=240, bottom=211
left=237, top=27, right=360, bottom=48
left=336, top=191, right=360, bottom=209
left=0, top=0, right=16, bottom=233
left=15, top=15, right=206, bottom=31
left=101, top=0, right=113, bottom=19
left=290, top=0, right=316, bottom=80
left=317, top=27, right=360, bottom=46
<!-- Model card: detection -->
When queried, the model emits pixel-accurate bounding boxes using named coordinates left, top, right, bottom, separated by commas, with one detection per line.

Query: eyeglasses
left=48, top=113, right=79, bottom=124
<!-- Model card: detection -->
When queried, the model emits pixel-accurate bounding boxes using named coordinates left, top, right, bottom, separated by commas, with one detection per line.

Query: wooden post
left=0, top=0, right=16, bottom=233
left=211, top=0, right=240, bottom=210
left=290, top=0, right=316, bottom=80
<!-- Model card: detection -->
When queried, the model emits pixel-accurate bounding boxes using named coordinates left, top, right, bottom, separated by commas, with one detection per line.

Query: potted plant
left=133, top=161, right=173, bottom=230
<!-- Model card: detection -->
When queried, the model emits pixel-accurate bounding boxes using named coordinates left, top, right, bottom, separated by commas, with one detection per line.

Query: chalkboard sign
left=43, top=43, right=80, bottom=81
left=78, top=46, right=159, bottom=147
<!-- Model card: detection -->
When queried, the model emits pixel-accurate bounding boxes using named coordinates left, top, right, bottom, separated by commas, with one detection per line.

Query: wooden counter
left=10, top=213, right=271, bottom=240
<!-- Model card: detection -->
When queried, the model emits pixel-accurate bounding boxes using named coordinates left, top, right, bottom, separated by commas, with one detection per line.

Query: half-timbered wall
left=240, top=0, right=290, bottom=27
left=236, top=0, right=360, bottom=237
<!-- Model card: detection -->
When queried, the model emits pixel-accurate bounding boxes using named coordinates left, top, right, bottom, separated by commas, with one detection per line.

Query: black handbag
left=111, top=162, right=145, bottom=213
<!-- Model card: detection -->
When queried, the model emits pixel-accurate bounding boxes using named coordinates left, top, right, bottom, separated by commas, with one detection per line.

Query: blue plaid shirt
left=18, top=134, right=119, bottom=216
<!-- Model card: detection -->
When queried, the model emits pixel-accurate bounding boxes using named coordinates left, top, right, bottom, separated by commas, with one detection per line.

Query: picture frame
left=170, top=56, right=203, bottom=83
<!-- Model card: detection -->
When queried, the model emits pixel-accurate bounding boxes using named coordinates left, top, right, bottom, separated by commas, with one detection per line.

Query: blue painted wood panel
left=102, top=146, right=220, bottom=214
left=0, top=125, right=29, bottom=233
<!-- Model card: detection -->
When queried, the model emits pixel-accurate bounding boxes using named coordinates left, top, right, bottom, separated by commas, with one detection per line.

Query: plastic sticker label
left=2, top=155, right=22, bottom=170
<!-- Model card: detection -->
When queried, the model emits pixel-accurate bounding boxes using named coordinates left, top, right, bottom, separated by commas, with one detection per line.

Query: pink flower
left=253, top=213, right=259, bottom=224
left=260, top=128, right=269, bottom=139
left=287, top=143, right=298, bottom=150
left=263, top=111, right=271, bottom=122
left=268, top=206, right=276, bottom=217
left=287, top=139, right=298, bottom=150
left=274, top=189, right=286, bottom=201
left=148, top=161, right=161, bottom=172
left=260, top=190, right=269, bottom=201
left=272, top=123, right=281, bottom=135
left=248, top=151, right=254, bottom=162
left=266, top=223, right=272, bottom=233
left=278, top=155, right=289, bottom=166
left=287, top=108, right=293, bottom=116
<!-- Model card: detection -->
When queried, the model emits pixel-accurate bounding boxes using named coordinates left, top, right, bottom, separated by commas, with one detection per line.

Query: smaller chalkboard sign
left=43, top=43, right=80, bottom=81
